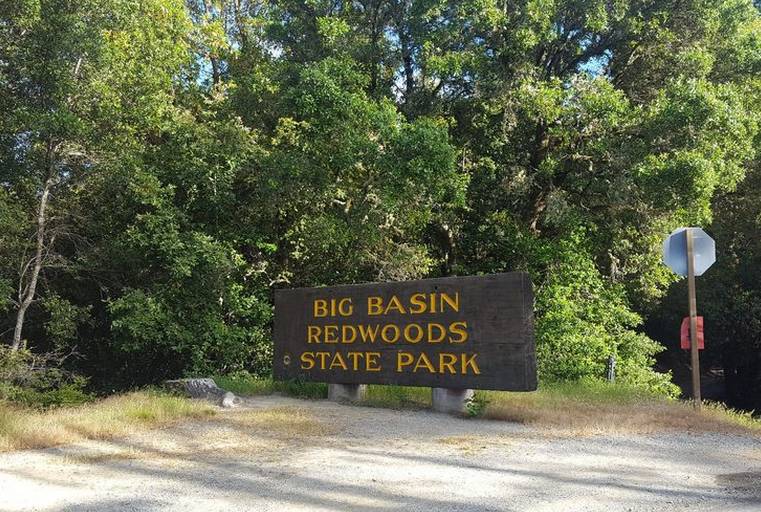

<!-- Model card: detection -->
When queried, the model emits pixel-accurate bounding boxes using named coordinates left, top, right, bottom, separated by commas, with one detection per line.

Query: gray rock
left=164, top=378, right=242, bottom=408
left=219, top=391, right=241, bottom=408
left=164, top=378, right=241, bottom=408
left=165, top=378, right=225, bottom=400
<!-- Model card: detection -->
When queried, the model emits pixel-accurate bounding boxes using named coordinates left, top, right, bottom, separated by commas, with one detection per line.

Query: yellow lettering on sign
left=329, top=352, right=348, bottom=370
left=448, top=321, right=468, bottom=343
left=307, top=325, right=321, bottom=343
left=316, top=352, right=330, bottom=369
left=403, top=323, right=424, bottom=343
left=438, top=353, right=458, bottom=374
left=381, top=324, right=400, bottom=344
left=384, top=295, right=406, bottom=315
left=461, top=353, right=480, bottom=374
left=367, top=296, right=383, bottom=316
left=366, top=352, right=381, bottom=371
left=440, top=292, right=459, bottom=312
left=314, top=299, right=328, bottom=318
left=409, top=293, right=427, bottom=314
left=342, top=325, right=357, bottom=344
left=348, top=352, right=362, bottom=370
left=413, top=352, right=436, bottom=373
left=428, top=323, right=446, bottom=343
left=324, top=325, right=339, bottom=344
left=338, top=298, right=353, bottom=316
left=358, top=324, right=380, bottom=343
left=396, top=351, right=414, bottom=372
left=300, top=352, right=315, bottom=370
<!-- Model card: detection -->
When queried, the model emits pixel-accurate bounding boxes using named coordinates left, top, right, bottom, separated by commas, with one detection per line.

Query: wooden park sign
left=273, top=272, right=537, bottom=391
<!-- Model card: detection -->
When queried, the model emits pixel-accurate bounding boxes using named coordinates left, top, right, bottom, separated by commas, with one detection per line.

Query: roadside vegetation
left=2, top=0, right=760, bottom=414
left=216, top=373, right=761, bottom=436
left=476, top=380, right=761, bottom=435
left=0, top=391, right=214, bottom=452
left=1, top=1, right=760, bottom=447
left=215, top=374, right=328, bottom=399
left=1, top=375, right=758, bottom=454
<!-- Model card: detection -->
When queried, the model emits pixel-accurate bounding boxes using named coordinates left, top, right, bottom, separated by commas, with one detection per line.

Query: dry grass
left=56, top=406, right=334, bottom=465
left=436, top=435, right=488, bottom=452
left=222, top=406, right=336, bottom=438
left=67, top=448, right=146, bottom=464
left=214, top=374, right=761, bottom=436
left=0, top=391, right=216, bottom=452
left=479, top=382, right=761, bottom=436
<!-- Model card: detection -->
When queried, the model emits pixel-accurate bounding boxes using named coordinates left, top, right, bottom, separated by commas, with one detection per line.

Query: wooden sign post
left=273, top=272, right=537, bottom=412
left=662, top=227, right=716, bottom=409
left=686, top=229, right=701, bottom=408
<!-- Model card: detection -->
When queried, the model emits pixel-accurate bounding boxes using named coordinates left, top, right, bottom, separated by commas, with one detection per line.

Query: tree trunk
left=400, top=28, right=414, bottom=106
left=11, top=152, right=54, bottom=351
left=369, top=0, right=381, bottom=98
left=203, top=0, right=221, bottom=85
left=392, top=0, right=414, bottom=109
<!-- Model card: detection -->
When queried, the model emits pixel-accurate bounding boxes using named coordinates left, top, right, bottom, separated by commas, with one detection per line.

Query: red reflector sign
left=680, top=316, right=705, bottom=350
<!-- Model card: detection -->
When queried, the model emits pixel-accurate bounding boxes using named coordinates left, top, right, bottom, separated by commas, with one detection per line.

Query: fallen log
left=164, top=378, right=241, bottom=408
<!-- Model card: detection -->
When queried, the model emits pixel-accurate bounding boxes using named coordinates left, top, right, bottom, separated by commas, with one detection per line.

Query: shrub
left=534, top=235, right=680, bottom=398
left=0, top=346, right=91, bottom=408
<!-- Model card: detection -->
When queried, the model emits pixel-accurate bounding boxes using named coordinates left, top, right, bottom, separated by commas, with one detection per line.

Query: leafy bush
left=0, top=347, right=91, bottom=408
left=465, top=393, right=490, bottom=417
left=534, top=235, right=681, bottom=398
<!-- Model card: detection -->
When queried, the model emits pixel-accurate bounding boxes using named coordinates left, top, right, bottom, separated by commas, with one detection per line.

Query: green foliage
left=0, top=347, right=90, bottom=408
left=42, top=295, right=92, bottom=350
left=465, top=393, right=490, bottom=417
left=215, top=372, right=431, bottom=407
left=213, top=372, right=278, bottom=396
left=214, top=372, right=328, bottom=399
left=274, top=379, right=329, bottom=400
left=0, top=0, right=759, bottom=405
left=533, top=233, right=680, bottom=396
left=3, top=380, right=91, bottom=409
left=362, top=385, right=431, bottom=409
left=534, top=378, right=674, bottom=404
left=649, top=165, right=761, bottom=410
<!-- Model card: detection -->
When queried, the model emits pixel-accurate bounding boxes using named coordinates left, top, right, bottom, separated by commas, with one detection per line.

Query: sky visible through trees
left=0, top=0, right=760, bottom=410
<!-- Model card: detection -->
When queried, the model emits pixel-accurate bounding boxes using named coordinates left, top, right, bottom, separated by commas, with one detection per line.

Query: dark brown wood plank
left=273, top=272, right=537, bottom=391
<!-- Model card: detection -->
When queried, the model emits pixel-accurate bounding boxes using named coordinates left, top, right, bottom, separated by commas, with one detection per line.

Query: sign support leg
left=328, top=383, right=367, bottom=402
left=432, top=387, right=474, bottom=415
left=686, top=229, right=701, bottom=409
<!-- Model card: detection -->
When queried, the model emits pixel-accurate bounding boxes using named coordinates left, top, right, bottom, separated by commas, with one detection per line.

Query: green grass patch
left=699, top=401, right=761, bottom=431
left=217, top=373, right=660, bottom=410
left=362, top=385, right=431, bottom=409
left=477, top=378, right=664, bottom=409
left=215, top=373, right=430, bottom=407
left=214, top=373, right=328, bottom=399
left=214, top=374, right=278, bottom=396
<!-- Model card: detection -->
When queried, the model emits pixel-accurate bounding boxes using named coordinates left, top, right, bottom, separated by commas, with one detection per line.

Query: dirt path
left=1, top=395, right=760, bottom=512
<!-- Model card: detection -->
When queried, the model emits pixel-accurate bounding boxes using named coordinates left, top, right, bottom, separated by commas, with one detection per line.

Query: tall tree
left=0, top=0, right=191, bottom=350
left=0, top=0, right=757, bottom=397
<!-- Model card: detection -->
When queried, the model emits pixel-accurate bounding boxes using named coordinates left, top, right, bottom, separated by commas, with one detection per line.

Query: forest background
left=1, top=0, right=760, bottom=411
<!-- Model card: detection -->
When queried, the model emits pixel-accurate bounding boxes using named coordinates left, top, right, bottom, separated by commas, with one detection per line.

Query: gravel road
left=1, top=395, right=760, bottom=512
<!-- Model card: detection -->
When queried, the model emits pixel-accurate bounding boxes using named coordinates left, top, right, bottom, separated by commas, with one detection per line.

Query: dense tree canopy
left=1, top=0, right=759, bottom=402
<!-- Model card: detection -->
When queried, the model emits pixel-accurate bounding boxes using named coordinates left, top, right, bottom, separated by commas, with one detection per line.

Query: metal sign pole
left=686, top=229, right=701, bottom=409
